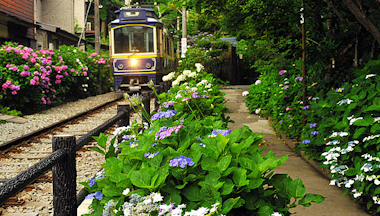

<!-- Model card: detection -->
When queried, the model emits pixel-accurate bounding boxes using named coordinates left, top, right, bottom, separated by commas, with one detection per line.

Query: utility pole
left=95, top=0, right=100, bottom=54
left=95, top=0, right=101, bottom=94
left=301, top=0, right=306, bottom=127
left=181, top=7, right=187, bottom=58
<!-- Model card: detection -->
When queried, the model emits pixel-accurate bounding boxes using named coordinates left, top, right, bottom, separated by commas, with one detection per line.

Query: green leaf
left=221, top=179, right=234, bottom=195
left=217, top=155, right=232, bottom=172
left=183, top=186, right=202, bottom=201
left=130, top=170, right=151, bottom=188
left=221, top=197, right=241, bottom=214
left=298, top=193, right=326, bottom=207
left=257, top=205, right=273, bottom=216
left=93, top=133, right=108, bottom=149
left=233, top=168, right=250, bottom=187
left=87, top=146, right=105, bottom=155
left=248, top=178, right=265, bottom=189
left=103, top=183, right=122, bottom=197
left=344, top=168, right=357, bottom=176
left=371, top=124, right=380, bottom=134
left=365, top=105, right=380, bottom=112
left=353, top=127, right=367, bottom=139
left=201, top=156, right=217, bottom=171
left=205, top=171, right=221, bottom=186
left=353, top=119, right=372, bottom=127
left=164, top=193, right=182, bottom=204
left=288, top=178, right=306, bottom=198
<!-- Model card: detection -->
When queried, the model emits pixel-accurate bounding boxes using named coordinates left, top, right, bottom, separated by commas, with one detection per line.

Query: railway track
left=0, top=95, right=152, bottom=216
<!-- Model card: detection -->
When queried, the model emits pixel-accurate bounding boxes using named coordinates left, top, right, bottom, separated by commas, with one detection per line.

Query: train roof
left=111, top=7, right=161, bottom=25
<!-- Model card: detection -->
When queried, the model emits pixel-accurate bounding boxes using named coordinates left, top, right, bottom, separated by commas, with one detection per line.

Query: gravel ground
left=0, top=92, right=123, bottom=146
left=0, top=91, right=152, bottom=215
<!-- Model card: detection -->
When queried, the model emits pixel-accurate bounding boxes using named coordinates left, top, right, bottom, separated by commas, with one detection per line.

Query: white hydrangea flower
left=188, top=72, right=197, bottom=78
left=195, top=63, right=204, bottom=72
left=271, top=212, right=283, bottom=216
left=183, top=70, right=191, bottom=76
left=122, top=188, right=130, bottom=195
left=255, top=80, right=261, bottom=85
left=242, top=91, right=249, bottom=96
left=375, top=179, right=380, bottom=185
left=172, top=80, right=180, bottom=86
left=255, top=108, right=261, bottom=114
left=365, top=74, right=377, bottom=79
left=152, top=192, right=163, bottom=203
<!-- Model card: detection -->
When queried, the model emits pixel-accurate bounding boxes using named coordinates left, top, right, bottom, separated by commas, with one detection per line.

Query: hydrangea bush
left=298, top=59, right=380, bottom=213
left=0, top=42, right=112, bottom=114
left=82, top=64, right=324, bottom=216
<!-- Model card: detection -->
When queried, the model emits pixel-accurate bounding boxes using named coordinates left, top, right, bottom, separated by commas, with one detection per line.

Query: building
left=0, top=0, right=36, bottom=47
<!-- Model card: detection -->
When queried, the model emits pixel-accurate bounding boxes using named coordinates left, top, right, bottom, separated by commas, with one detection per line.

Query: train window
left=113, top=26, right=154, bottom=54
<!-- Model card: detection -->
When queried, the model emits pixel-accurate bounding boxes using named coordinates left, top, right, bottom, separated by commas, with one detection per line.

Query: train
left=109, top=7, right=175, bottom=93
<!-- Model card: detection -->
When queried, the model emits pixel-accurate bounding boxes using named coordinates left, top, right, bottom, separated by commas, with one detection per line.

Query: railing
left=0, top=82, right=170, bottom=215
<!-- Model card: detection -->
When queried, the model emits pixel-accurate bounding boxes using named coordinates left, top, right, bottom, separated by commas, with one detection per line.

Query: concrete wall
left=74, top=0, right=85, bottom=33
left=36, top=0, right=75, bottom=34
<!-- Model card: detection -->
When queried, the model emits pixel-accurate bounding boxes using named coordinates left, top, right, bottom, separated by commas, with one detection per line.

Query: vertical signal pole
left=95, top=0, right=101, bottom=94
left=181, top=7, right=187, bottom=58
left=177, top=16, right=180, bottom=58
left=95, top=0, right=100, bottom=54
left=301, top=0, right=307, bottom=127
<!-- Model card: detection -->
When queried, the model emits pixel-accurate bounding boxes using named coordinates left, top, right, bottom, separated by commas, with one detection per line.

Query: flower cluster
left=169, top=155, right=195, bottom=168
left=151, top=110, right=177, bottom=120
left=208, top=129, right=232, bottom=138
left=155, top=125, right=184, bottom=140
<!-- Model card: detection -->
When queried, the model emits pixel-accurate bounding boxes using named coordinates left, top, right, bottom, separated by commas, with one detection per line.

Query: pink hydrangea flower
left=11, top=90, right=17, bottom=95
left=30, top=57, right=36, bottom=63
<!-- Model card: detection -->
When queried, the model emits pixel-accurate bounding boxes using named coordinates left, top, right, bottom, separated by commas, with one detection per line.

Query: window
left=113, top=26, right=154, bottom=54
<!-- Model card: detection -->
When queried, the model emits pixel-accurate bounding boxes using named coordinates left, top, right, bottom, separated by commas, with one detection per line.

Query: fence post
left=52, top=135, right=77, bottom=216
left=142, top=92, right=150, bottom=124
left=117, top=105, right=130, bottom=127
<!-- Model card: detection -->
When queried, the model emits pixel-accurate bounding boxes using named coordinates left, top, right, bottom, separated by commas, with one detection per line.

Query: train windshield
left=113, top=26, right=154, bottom=54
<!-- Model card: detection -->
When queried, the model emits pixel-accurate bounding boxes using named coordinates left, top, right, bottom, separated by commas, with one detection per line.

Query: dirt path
left=221, top=86, right=369, bottom=216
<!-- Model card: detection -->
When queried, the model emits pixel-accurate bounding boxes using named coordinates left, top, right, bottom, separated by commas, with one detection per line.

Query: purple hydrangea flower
left=155, top=125, right=184, bottom=140
left=302, top=139, right=311, bottom=144
left=311, top=131, right=319, bottom=135
left=303, top=105, right=309, bottom=110
left=279, top=70, right=286, bottom=75
left=151, top=110, right=177, bottom=120
left=211, top=129, right=232, bottom=136
left=202, top=94, right=209, bottom=98
left=169, top=155, right=194, bottom=168
left=310, top=123, right=317, bottom=128
left=294, top=76, right=303, bottom=82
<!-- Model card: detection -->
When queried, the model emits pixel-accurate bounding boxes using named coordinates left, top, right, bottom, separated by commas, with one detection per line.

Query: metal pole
left=301, top=0, right=307, bottom=127
left=181, top=7, right=187, bottom=58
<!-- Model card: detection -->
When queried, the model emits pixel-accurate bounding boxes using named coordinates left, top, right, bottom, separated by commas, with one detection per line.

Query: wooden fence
left=0, top=82, right=170, bottom=215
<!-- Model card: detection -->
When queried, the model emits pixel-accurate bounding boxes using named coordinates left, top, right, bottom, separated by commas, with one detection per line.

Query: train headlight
left=131, top=59, right=137, bottom=66
left=146, top=63, right=151, bottom=69
left=118, top=64, right=124, bottom=69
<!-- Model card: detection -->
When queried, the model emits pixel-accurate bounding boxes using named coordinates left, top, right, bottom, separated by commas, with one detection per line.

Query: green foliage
left=82, top=63, right=324, bottom=215
left=0, top=42, right=113, bottom=114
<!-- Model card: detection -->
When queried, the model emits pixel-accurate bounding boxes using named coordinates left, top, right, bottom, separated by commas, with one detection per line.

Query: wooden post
left=142, top=92, right=150, bottom=124
left=117, top=105, right=130, bottom=127
left=52, top=135, right=77, bottom=216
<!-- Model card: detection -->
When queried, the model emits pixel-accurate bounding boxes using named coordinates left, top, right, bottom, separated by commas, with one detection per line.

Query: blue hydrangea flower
left=85, top=191, right=103, bottom=200
left=310, top=123, right=317, bottom=128
left=88, top=178, right=95, bottom=187
left=302, top=139, right=311, bottom=144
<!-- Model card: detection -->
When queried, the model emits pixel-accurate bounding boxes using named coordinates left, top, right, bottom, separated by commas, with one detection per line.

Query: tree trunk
left=343, top=0, right=380, bottom=44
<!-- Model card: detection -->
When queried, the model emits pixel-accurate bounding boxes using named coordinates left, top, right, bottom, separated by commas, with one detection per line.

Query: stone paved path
left=221, top=86, right=369, bottom=216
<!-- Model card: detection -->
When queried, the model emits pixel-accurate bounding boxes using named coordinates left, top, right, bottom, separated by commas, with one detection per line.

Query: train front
left=109, top=8, right=161, bottom=93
